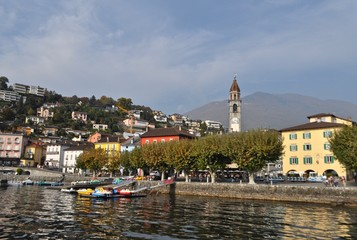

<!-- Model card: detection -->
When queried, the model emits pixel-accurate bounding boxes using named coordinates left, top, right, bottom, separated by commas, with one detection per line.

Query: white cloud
left=1, top=0, right=357, bottom=113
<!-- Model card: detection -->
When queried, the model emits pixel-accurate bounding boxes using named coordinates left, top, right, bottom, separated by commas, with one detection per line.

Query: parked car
left=149, top=171, right=160, bottom=180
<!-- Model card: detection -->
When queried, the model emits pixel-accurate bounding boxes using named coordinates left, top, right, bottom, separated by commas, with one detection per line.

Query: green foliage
left=192, top=135, right=231, bottom=182
left=0, top=76, right=9, bottom=90
left=141, top=142, right=169, bottom=174
left=106, top=150, right=121, bottom=176
left=16, top=168, right=23, bottom=175
left=0, top=107, right=15, bottom=121
left=226, top=129, right=283, bottom=175
left=329, top=125, right=357, bottom=170
left=117, top=97, right=133, bottom=110
left=76, top=148, right=108, bottom=177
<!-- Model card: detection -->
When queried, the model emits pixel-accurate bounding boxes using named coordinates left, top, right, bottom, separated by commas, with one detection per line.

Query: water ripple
left=0, top=186, right=356, bottom=239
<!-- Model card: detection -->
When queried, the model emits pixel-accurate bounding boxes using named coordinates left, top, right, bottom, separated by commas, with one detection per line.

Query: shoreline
left=151, top=182, right=357, bottom=207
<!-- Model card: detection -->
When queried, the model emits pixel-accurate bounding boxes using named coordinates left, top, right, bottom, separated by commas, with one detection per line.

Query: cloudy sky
left=1, top=0, right=356, bottom=114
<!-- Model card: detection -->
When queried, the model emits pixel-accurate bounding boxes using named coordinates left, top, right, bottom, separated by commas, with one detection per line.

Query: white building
left=63, top=143, right=93, bottom=174
left=44, top=141, right=72, bottom=169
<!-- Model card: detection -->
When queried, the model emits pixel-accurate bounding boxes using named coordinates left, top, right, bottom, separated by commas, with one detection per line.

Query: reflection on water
left=0, top=186, right=356, bottom=239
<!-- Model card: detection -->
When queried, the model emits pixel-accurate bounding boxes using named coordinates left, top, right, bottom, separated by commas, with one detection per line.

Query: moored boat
left=22, top=179, right=34, bottom=185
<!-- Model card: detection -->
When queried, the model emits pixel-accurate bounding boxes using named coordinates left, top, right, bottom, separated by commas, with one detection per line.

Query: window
left=153, top=140, right=157, bottom=143
left=324, top=155, right=334, bottom=164
left=145, top=140, right=149, bottom=144
left=303, top=157, right=313, bottom=164
left=289, top=157, right=298, bottom=165
left=303, top=144, right=312, bottom=151
left=161, top=139, right=166, bottom=143
left=290, top=144, right=298, bottom=151
left=323, top=131, right=333, bottom=138
left=303, top=132, right=311, bottom=139
left=169, top=138, right=173, bottom=142
left=324, top=143, right=331, bottom=150
left=289, top=133, right=297, bottom=140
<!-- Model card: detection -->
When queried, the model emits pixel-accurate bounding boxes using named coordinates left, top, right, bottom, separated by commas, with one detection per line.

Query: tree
left=117, top=97, right=133, bottom=110
left=329, top=125, right=357, bottom=171
left=0, top=107, right=15, bottom=121
left=141, top=142, right=169, bottom=180
left=129, top=147, right=147, bottom=175
left=192, top=135, right=231, bottom=183
left=106, top=150, right=121, bottom=177
left=227, top=130, right=283, bottom=184
left=76, top=148, right=108, bottom=177
left=0, top=76, right=9, bottom=90
left=165, top=140, right=195, bottom=182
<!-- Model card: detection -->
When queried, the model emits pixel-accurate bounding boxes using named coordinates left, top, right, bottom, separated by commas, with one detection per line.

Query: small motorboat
left=61, top=187, right=77, bottom=194
left=22, top=179, right=34, bottom=185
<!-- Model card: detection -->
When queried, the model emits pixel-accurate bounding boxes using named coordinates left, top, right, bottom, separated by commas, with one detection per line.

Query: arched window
left=233, top=104, right=238, bottom=113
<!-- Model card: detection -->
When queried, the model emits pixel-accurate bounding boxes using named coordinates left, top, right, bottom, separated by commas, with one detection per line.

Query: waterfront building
left=120, top=136, right=141, bottom=152
left=0, top=133, right=28, bottom=166
left=140, top=127, right=195, bottom=145
left=44, top=141, right=72, bottom=169
left=94, top=135, right=124, bottom=158
left=228, top=75, right=242, bottom=133
left=63, top=143, right=94, bottom=174
left=21, top=142, right=45, bottom=167
left=280, top=113, right=354, bottom=179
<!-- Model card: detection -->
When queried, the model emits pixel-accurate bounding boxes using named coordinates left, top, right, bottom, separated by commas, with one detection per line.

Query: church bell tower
left=228, top=74, right=241, bottom=133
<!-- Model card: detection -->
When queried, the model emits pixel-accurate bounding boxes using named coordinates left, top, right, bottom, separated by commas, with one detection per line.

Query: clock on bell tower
left=228, top=74, right=241, bottom=133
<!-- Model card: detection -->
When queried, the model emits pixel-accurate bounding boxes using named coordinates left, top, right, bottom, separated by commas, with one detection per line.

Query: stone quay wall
left=152, top=182, right=357, bottom=206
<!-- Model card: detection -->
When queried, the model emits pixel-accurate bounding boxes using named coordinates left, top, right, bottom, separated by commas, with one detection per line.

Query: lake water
left=0, top=185, right=356, bottom=239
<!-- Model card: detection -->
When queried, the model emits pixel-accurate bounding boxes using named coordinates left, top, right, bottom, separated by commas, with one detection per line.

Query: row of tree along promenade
left=76, top=130, right=283, bottom=183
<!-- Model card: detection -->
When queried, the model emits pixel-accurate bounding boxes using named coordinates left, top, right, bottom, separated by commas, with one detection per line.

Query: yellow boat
left=77, top=188, right=94, bottom=196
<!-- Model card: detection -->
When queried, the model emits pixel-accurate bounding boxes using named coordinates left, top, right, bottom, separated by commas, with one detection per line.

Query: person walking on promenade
left=341, top=176, right=346, bottom=188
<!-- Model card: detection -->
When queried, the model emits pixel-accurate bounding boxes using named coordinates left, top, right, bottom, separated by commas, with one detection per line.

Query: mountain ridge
left=184, top=92, right=357, bottom=131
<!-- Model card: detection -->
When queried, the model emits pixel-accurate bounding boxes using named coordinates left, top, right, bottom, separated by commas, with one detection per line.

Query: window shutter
left=290, top=146, right=292, bottom=151
left=303, top=158, right=306, bottom=164
left=332, top=156, right=334, bottom=163
left=324, top=156, right=327, bottom=163
left=290, top=158, right=292, bottom=164
left=296, top=158, right=298, bottom=164
left=323, top=132, right=326, bottom=137
left=289, top=134, right=292, bottom=140
left=308, top=133, right=311, bottom=138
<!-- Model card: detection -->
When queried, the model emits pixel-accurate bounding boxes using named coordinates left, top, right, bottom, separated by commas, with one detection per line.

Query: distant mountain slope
left=184, top=92, right=357, bottom=131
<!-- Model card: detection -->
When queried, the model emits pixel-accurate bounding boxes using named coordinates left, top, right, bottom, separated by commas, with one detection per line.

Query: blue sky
left=1, top=0, right=357, bottom=114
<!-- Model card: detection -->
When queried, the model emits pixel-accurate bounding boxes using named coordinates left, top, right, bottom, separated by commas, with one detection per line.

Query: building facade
left=63, top=143, right=93, bottom=174
left=0, top=133, right=28, bottom=166
left=280, top=113, right=354, bottom=179
left=13, top=83, right=45, bottom=97
left=140, top=127, right=196, bottom=145
left=44, top=141, right=72, bottom=169
left=228, top=75, right=242, bottom=133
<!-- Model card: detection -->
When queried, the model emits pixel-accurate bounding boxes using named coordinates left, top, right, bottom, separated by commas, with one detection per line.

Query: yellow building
left=280, top=113, right=354, bottom=178
left=21, top=142, right=45, bottom=167
left=94, top=135, right=124, bottom=157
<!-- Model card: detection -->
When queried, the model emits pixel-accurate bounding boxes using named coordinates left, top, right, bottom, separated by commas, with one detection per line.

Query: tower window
left=233, top=104, right=237, bottom=113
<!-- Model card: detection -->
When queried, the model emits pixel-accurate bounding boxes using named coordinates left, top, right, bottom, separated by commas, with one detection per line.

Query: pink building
left=0, top=133, right=28, bottom=166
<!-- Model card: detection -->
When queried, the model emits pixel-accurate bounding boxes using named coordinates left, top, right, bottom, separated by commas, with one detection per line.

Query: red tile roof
left=140, top=128, right=195, bottom=139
